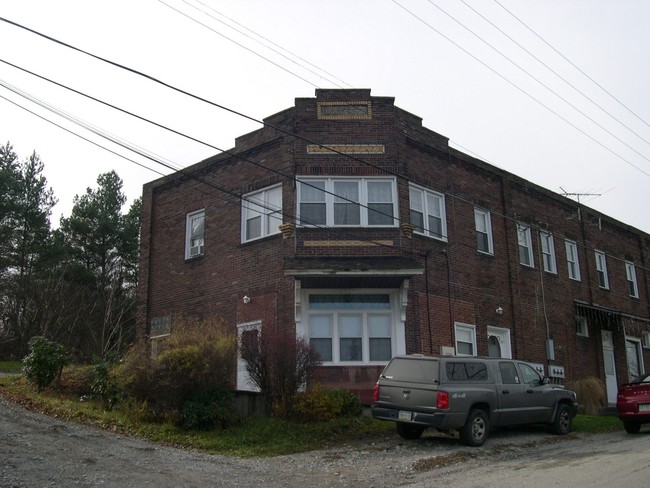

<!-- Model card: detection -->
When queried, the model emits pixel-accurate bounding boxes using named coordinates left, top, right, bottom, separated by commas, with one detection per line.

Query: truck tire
left=459, top=408, right=489, bottom=446
left=551, top=404, right=572, bottom=435
left=396, top=422, right=425, bottom=439
left=623, top=421, right=641, bottom=434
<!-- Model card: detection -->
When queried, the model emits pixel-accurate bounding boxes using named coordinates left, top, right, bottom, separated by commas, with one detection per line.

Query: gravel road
left=0, top=395, right=639, bottom=488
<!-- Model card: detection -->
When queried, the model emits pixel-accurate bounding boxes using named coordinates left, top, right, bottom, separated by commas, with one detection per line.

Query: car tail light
left=437, top=390, right=449, bottom=409
left=373, top=382, right=379, bottom=402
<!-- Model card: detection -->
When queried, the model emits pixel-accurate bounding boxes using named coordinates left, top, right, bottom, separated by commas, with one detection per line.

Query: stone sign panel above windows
left=317, top=101, right=372, bottom=120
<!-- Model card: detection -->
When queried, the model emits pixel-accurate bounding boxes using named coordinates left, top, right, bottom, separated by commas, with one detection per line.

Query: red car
left=617, top=373, right=650, bottom=433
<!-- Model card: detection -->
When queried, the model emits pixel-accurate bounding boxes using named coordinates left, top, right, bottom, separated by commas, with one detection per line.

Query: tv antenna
left=559, top=187, right=602, bottom=221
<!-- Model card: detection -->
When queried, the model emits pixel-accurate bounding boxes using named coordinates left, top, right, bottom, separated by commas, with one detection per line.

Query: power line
left=493, top=0, right=650, bottom=131
left=157, top=0, right=320, bottom=88
left=1, top=15, right=648, bottom=281
left=457, top=0, right=650, bottom=149
left=411, top=0, right=650, bottom=172
left=177, top=0, right=350, bottom=88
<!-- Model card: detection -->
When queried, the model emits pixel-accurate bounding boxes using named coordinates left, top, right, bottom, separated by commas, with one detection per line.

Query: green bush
left=116, top=317, right=237, bottom=423
left=91, top=357, right=122, bottom=409
left=181, top=388, right=237, bottom=430
left=22, top=336, right=70, bottom=391
left=292, top=384, right=363, bottom=422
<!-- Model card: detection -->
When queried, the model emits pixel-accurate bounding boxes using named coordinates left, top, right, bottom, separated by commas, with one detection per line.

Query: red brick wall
left=138, top=89, right=650, bottom=402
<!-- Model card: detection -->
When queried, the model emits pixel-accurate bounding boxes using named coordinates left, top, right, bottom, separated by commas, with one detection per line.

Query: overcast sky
left=1, top=0, right=649, bottom=233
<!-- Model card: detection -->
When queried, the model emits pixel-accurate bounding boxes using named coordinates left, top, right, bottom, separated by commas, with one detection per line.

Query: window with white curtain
left=409, top=184, right=447, bottom=240
left=241, top=184, right=282, bottom=242
left=297, top=177, right=397, bottom=227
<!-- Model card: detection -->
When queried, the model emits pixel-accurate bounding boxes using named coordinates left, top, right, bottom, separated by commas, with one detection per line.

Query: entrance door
left=626, top=338, right=643, bottom=382
left=601, top=330, right=617, bottom=404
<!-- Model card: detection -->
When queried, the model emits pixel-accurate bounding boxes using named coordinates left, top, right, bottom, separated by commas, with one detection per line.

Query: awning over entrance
left=575, top=301, right=622, bottom=331
left=284, top=256, right=424, bottom=288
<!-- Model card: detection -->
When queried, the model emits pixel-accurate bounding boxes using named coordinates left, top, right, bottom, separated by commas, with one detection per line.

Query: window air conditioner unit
left=189, top=245, right=204, bottom=257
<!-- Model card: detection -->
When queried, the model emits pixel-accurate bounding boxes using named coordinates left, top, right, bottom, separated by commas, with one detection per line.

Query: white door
left=487, top=326, right=512, bottom=359
left=601, top=330, right=617, bottom=404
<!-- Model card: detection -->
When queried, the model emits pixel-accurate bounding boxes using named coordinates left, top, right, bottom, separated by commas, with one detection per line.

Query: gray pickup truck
left=371, top=354, right=578, bottom=446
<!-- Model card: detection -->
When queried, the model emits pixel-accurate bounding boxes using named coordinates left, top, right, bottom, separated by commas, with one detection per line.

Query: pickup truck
left=371, top=354, right=578, bottom=446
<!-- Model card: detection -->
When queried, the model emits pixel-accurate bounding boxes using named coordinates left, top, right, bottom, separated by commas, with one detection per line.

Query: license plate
left=398, top=410, right=412, bottom=421
left=639, top=404, right=650, bottom=412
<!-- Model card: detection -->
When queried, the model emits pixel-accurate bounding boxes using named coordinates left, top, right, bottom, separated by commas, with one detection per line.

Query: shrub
left=571, top=377, right=606, bottom=415
left=181, top=388, right=237, bottom=430
left=58, top=364, right=94, bottom=397
left=22, top=336, right=70, bottom=391
left=241, top=331, right=322, bottom=418
left=292, top=384, right=363, bottom=422
left=116, top=317, right=237, bottom=422
left=91, top=357, right=122, bottom=409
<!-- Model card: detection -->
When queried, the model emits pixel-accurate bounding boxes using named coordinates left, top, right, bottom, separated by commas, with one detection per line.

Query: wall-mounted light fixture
left=496, top=306, right=503, bottom=315
left=243, top=295, right=250, bottom=304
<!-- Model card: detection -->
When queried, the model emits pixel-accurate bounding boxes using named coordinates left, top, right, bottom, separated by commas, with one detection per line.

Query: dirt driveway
left=0, top=396, right=636, bottom=487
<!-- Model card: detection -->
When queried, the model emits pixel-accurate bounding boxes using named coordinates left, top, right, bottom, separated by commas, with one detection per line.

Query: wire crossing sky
left=0, top=0, right=648, bottom=234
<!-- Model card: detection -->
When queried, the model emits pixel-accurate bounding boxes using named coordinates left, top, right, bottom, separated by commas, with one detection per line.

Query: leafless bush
left=570, top=377, right=606, bottom=415
left=241, top=330, right=321, bottom=418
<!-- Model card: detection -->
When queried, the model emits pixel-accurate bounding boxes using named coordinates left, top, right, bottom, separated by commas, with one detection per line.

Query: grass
left=0, top=375, right=623, bottom=457
left=0, top=360, right=22, bottom=373
left=0, top=376, right=394, bottom=457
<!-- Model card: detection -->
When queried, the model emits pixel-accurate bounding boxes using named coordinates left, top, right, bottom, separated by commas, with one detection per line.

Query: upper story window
left=595, top=250, right=609, bottom=289
left=517, top=224, right=534, bottom=267
left=409, top=184, right=447, bottom=240
left=242, top=184, right=282, bottom=242
left=625, top=261, right=639, bottom=298
left=540, top=231, right=557, bottom=274
left=297, top=177, right=397, bottom=227
left=474, top=208, right=493, bottom=254
left=185, top=209, right=205, bottom=259
left=565, top=239, right=581, bottom=281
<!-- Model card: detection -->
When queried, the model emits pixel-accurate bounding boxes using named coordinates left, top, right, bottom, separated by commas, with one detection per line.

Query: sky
left=1, top=0, right=649, bottom=233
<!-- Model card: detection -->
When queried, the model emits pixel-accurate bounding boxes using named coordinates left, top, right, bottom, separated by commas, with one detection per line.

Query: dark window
left=446, top=362, right=488, bottom=381
left=383, top=358, right=439, bottom=383
left=499, top=362, right=520, bottom=384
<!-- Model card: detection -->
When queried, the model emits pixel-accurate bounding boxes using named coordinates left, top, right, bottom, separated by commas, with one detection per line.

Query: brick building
left=137, top=89, right=650, bottom=404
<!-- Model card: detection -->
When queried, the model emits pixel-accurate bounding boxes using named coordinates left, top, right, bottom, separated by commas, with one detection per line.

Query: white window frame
left=517, top=224, right=534, bottom=268
left=540, top=231, right=557, bottom=274
left=241, top=184, right=282, bottom=243
left=297, top=177, right=398, bottom=228
left=643, top=331, right=650, bottom=349
left=474, top=208, right=493, bottom=255
left=576, top=316, right=589, bottom=337
left=299, top=289, right=402, bottom=365
left=185, top=209, right=205, bottom=259
left=454, top=322, right=477, bottom=356
left=565, top=239, right=581, bottom=281
left=409, top=184, right=447, bottom=241
left=625, top=262, right=639, bottom=298
left=595, top=250, right=609, bottom=289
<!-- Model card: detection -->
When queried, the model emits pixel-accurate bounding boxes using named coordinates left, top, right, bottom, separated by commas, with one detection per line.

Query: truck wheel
left=396, top=422, right=425, bottom=439
left=459, top=408, right=489, bottom=446
left=551, top=404, right=572, bottom=435
left=623, top=421, right=641, bottom=434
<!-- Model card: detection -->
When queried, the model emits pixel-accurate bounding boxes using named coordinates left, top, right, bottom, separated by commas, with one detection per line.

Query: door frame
left=601, top=330, right=617, bottom=404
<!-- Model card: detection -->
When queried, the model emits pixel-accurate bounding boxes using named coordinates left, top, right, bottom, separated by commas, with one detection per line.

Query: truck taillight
left=373, top=382, right=379, bottom=402
left=436, top=390, right=449, bottom=409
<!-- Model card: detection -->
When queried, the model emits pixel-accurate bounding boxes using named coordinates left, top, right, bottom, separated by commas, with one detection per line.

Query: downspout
left=424, top=250, right=433, bottom=354
left=499, top=175, right=520, bottom=358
